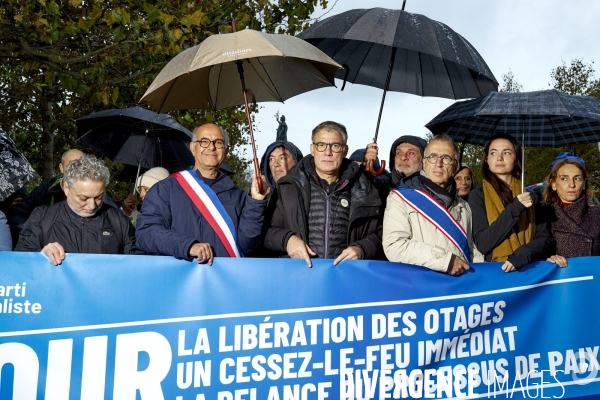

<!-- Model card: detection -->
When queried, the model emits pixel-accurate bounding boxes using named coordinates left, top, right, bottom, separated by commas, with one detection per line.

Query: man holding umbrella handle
left=136, top=124, right=270, bottom=262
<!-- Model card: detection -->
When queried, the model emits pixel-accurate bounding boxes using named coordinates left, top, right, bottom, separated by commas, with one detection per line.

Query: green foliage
left=458, top=143, right=484, bottom=185
left=500, top=69, right=523, bottom=93
left=0, top=0, right=327, bottom=199
left=550, top=59, right=600, bottom=97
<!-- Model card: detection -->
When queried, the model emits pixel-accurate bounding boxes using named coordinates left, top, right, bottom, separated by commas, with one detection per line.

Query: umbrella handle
left=367, top=159, right=386, bottom=177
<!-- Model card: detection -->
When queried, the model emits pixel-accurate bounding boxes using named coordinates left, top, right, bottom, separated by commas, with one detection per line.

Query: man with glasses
left=264, top=121, right=384, bottom=267
left=383, top=133, right=480, bottom=276
left=136, top=123, right=269, bottom=263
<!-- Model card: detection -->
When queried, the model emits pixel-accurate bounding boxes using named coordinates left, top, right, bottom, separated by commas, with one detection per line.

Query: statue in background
left=275, top=111, right=288, bottom=141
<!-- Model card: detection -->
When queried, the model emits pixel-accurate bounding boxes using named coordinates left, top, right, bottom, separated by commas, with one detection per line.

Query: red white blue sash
left=173, top=169, right=243, bottom=258
left=392, top=187, right=471, bottom=261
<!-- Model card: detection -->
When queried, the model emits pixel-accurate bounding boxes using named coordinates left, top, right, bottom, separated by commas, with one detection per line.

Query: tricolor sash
left=392, top=187, right=471, bottom=261
left=173, top=169, right=243, bottom=258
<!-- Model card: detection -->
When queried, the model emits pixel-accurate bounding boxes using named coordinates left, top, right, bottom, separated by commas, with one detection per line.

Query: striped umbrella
left=426, top=89, right=600, bottom=190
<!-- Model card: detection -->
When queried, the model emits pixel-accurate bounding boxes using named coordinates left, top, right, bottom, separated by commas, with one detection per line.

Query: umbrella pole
left=369, top=47, right=397, bottom=177
left=521, top=117, right=525, bottom=193
left=236, top=61, right=263, bottom=194
left=133, top=130, right=149, bottom=194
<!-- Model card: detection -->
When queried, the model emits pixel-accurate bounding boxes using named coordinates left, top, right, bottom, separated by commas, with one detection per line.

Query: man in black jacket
left=16, top=156, right=141, bottom=264
left=8, top=149, right=84, bottom=233
left=264, top=121, right=384, bottom=267
left=8, top=149, right=117, bottom=237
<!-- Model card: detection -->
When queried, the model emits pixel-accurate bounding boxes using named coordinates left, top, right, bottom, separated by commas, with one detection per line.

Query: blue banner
left=1, top=253, right=600, bottom=399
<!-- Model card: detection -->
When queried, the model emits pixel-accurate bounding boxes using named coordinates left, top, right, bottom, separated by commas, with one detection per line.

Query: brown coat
left=546, top=197, right=600, bottom=258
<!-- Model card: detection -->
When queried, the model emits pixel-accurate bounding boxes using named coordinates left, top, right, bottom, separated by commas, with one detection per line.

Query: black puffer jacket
left=264, top=156, right=384, bottom=260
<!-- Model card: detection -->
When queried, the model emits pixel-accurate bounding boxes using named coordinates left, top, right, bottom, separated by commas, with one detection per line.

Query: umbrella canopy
left=297, top=7, right=497, bottom=176
left=76, top=107, right=194, bottom=173
left=426, top=89, right=600, bottom=147
left=140, top=28, right=342, bottom=193
left=140, top=29, right=342, bottom=113
left=0, top=128, right=38, bottom=201
left=297, top=7, right=498, bottom=100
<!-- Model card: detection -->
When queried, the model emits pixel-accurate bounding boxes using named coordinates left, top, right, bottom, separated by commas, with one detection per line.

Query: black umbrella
left=0, top=128, right=38, bottom=201
left=76, top=107, right=194, bottom=191
left=426, top=89, right=600, bottom=190
left=297, top=7, right=498, bottom=175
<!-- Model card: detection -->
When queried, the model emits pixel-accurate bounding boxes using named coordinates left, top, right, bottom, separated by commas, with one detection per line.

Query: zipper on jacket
left=81, top=218, right=86, bottom=252
left=324, top=193, right=330, bottom=258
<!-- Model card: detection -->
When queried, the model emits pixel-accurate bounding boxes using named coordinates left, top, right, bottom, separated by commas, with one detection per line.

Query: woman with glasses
left=543, top=154, right=600, bottom=267
left=468, top=133, right=553, bottom=272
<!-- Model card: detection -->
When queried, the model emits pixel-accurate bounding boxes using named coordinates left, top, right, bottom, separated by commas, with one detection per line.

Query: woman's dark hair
left=544, top=159, right=594, bottom=206
left=480, top=133, right=522, bottom=207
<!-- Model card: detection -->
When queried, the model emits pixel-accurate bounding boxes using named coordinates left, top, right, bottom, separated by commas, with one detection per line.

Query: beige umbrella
left=140, top=29, right=342, bottom=191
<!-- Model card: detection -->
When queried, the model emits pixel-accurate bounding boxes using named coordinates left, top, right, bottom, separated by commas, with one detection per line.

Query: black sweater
left=468, top=183, right=554, bottom=269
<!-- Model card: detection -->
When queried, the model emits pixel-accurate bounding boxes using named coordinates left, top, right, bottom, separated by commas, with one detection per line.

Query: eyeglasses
left=424, top=154, right=456, bottom=165
left=312, top=142, right=345, bottom=153
left=192, top=138, right=226, bottom=149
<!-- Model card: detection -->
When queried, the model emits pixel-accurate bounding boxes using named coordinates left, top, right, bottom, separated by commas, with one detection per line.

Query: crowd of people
left=0, top=121, right=598, bottom=275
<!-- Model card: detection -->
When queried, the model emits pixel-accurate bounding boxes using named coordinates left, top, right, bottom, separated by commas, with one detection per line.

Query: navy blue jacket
left=136, top=170, right=267, bottom=259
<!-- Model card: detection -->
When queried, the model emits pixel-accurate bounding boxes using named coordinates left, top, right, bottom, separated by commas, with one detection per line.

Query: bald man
left=136, top=123, right=269, bottom=263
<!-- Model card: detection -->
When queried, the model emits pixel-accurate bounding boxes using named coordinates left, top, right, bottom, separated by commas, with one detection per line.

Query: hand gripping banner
left=1, top=253, right=600, bottom=399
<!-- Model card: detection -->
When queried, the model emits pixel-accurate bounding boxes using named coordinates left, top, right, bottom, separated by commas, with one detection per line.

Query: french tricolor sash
left=392, top=187, right=471, bottom=261
left=173, top=169, right=243, bottom=258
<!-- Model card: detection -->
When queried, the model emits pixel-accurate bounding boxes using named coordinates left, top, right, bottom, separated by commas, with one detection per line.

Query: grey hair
left=64, top=155, right=110, bottom=188
left=192, top=124, right=230, bottom=147
left=428, top=133, right=458, bottom=160
left=311, top=121, right=348, bottom=144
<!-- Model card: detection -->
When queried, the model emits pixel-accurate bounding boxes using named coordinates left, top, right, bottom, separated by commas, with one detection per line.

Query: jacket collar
left=398, top=171, right=458, bottom=209
left=193, top=169, right=234, bottom=194
left=552, top=196, right=590, bottom=232
left=284, top=155, right=360, bottom=190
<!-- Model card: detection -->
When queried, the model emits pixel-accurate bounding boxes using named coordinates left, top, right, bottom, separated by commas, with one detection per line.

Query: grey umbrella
left=297, top=7, right=498, bottom=175
left=426, top=89, right=600, bottom=191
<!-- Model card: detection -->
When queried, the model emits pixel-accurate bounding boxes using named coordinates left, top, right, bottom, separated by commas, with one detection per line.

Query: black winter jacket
left=468, top=183, right=553, bottom=269
left=16, top=201, right=141, bottom=255
left=264, top=156, right=384, bottom=260
left=8, top=174, right=118, bottom=235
